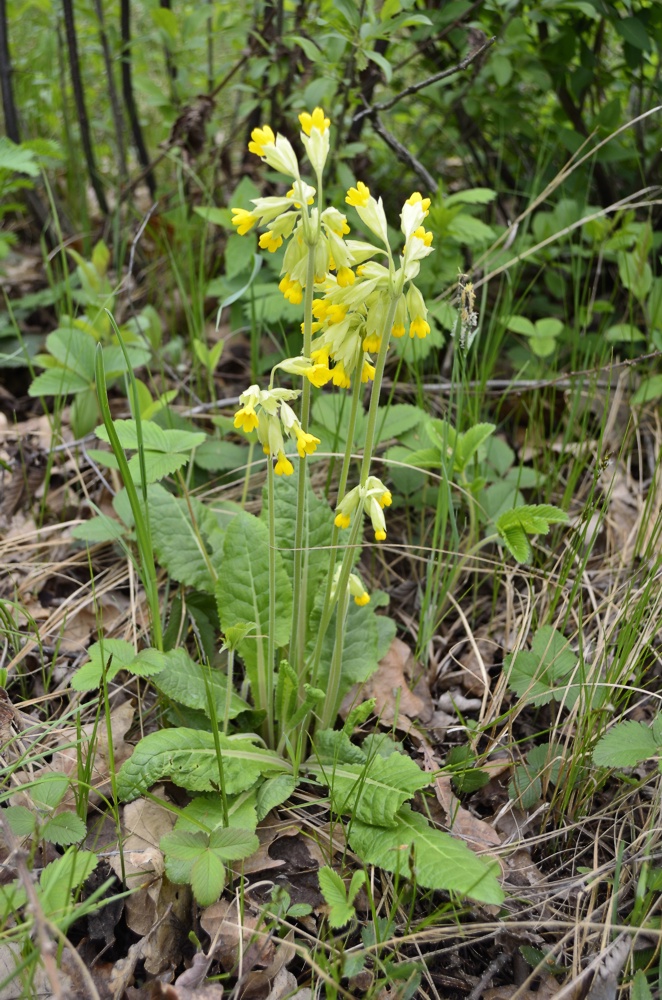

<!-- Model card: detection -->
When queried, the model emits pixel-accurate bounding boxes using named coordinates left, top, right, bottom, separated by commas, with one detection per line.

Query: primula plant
left=76, top=107, right=569, bottom=909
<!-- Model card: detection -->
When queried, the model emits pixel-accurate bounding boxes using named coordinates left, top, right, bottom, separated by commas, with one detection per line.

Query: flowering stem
left=317, top=508, right=364, bottom=731
left=359, top=291, right=401, bottom=487
left=314, top=292, right=402, bottom=731
left=290, top=249, right=317, bottom=685
left=265, top=458, right=277, bottom=748
left=307, top=366, right=363, bottom=689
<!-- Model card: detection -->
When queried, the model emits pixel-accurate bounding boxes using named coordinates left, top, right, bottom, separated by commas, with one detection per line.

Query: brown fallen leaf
left=455, top=637, right=496, bottom=696
left=201, top=898, right=275, bottom=972
left=422, top=747, right=502, bottom=854
left=342, top=636, right=434, bottom=730
left=483, top=977, right=558, bottom=1000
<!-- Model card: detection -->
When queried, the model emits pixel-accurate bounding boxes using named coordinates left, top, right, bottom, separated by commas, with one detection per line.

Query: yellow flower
left=374, top=529, right=386, bottom=541
left=336, top=266, right=355, bottom=288
left=409, top=317, right=431, bottom=339
left=391, top=323, right=406, bottom=338
left=361, top=360, right=375, bottom=383
left=294, top=427, right=321, bottom=457
left=363, top=332, right=381, bottom=352
left=311, top=346, right=331, bottom=366
left=274, top=451, right=294, bottom=476
left=248, top=124, right=276, bottom=157
left=299, top=107, right=330, bottom=136
left=379, top=489, right=392, bottom=508
left=412, top=226, right=433, bottom=247
left=346, top=181, right=371, bottom=207
left=331, top=362, right=351, bottom=388
left=305, top=364, right=333, bottom=387
left=354, top=592, right=370, bottom=606
left=279, top=274, right=303, bottom=305
left=406, top=191, right=431, bottom=215
left=231, top=207, right=259, bottom=236
left=326, top=304, right=348, bottom=325
left=233, top=406, right=259, bottom=432
left=335, top=512, right=351, bottom=529
left=259, top=231, right=283, bottom=253
left=312, top=299, right=329, bottom=321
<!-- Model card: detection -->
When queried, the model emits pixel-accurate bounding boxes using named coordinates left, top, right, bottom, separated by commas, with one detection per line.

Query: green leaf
left=505, top=627, right=577, bottom=706
left=71, top=514, right=128, bottom=543
left=41, top=812, right=87, bottom=846
left=446, top=214, right=495, bottom=246
left=311, top=750, right=430, bottom=828
left=5, top=806, right=36, bottom=837
left=632, top=375, right=662, bottom=406
left=194, top=440, right=249, bottom=472
left=146, top=483, right=220, bottom=592
left=614, top=16, right=651, bottom=52
left=531, top=626, right=577, bottom=679
left=605, top=323, right=645, bottom=343
left=455, top=423, right=496, bottom=472
left=496, top=505, right=568, bottom=564
left=190, top=850, right=226, bottom=906
left=209, top=825, right=259, bottom=861
left=508, top=764, right=542, bottom=809
left=534, top=318, right=563, bottom=339
left=256, top=774, right=297, bottom=821
left=29, top=773, right=70, bottom=809
left=94, top=421, right=206, bottom=484
left=175, top=791, right=257, bottom=834
left=529, top=337, right=557, bottom=358
left=0, top=137, right=40, bottom=176
left=71, top=638, right=136, bottom=691
left=318, top=866, right=356, bottom=928
left=116, top=728, right=288, bottom=801
left=349, top=805, right=503, bottom=904
left=216, top=512, right=292, bottom=695
left=593, top=721, right=658, bottom=768
left=505, top=315, right=536, bottom=337
left=631, top=970, right=654, bottom=1000
left=150, top=647, right=250, bottom=720
left=29, top=367, right=91, bottom=396
left=374, top=404, right=425, bottom=445
left=38, top=849, right=97, bottom=922
left=444, top=188, right=496, bottom=207
left=161, top=826, right=258, bottom=906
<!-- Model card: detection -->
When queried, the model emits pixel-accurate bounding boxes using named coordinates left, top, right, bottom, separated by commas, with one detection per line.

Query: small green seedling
left=318, top=865, right=366, bottom=929
left=5, top=773, right=87, bottom=847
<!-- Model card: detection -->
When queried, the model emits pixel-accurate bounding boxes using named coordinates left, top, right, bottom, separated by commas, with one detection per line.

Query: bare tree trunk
left=120, top=0, right=156, bottom=197
left=93, top=0, right=128, bottom=185
left=0, top=0, right=61, bottom=239
left=61, top=0, right=109, bottom=214
left=0, top=0, right=20, bottom=141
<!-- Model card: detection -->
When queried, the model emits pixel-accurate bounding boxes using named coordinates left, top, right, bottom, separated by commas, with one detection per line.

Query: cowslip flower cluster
left=329, top=565, right=371, bottom=606
left=233, top=384, right=320, bottom=475
left=334, top=476, right=393, bottom=542
left=231, top=109, right=356, bottom=300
